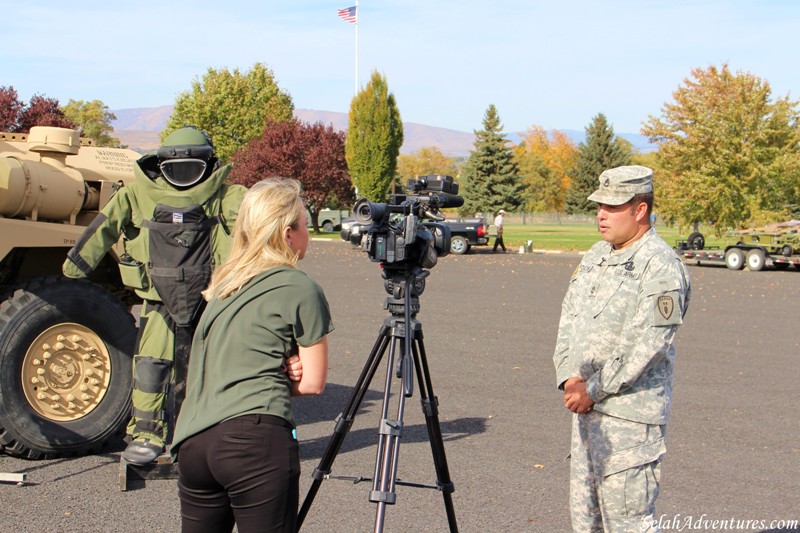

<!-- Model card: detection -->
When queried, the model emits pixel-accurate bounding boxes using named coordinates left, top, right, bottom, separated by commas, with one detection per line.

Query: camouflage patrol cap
left=587, top=165, right=653, bottom=206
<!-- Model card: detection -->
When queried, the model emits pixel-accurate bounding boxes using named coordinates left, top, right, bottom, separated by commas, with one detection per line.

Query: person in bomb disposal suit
left=62, top=127, right=247, bottom=465
left=552, top=165, right=691, bottom=532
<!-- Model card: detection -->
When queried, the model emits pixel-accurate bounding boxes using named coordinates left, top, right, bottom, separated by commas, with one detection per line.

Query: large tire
left=450, top=236, right=469, bottom=255
left=746, top=249, right=766, bottom=271
left=725, top=248, right=746, bottom=270
left=0, top=277, right=136, bottom=459
left=687, top=232, right=705, bottom=250
left=322, top=220, right=334, bottom=233
left=781, top=245, right=793, bottom=257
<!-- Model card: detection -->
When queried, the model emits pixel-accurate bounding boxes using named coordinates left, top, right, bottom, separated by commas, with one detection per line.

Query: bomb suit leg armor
left=123, top=301, right=175, bottom=463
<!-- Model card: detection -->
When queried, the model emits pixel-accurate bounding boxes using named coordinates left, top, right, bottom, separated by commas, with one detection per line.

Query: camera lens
left=354, top=198, right=387, bottom=225
left=354, top=199, right=373, bottom=224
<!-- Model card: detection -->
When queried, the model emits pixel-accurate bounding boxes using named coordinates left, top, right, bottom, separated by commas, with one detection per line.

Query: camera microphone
left=431, top=193, right=464, bottom=209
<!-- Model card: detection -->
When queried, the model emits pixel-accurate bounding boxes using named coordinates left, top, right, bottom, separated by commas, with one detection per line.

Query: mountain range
left=111, top=106, right=654, bottom=157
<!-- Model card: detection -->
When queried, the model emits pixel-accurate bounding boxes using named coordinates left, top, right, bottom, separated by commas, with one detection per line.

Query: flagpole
left=355, top=0, right=359, bottom=95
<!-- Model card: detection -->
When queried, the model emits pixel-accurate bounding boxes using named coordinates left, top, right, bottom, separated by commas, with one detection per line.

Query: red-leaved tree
left=229, top=119, right=355, bottom=232
left=0, top=86, right=75, bottom=132
left=0, top=86, right=24, bottom=131
left=17, top=94, right=75, bottom=132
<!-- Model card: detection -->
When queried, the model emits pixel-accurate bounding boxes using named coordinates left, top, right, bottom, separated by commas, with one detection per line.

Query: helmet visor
left=159, top=158, right=207, bottom=187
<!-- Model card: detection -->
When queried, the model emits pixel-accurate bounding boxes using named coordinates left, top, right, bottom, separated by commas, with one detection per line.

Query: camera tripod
left=297, top=267, right=458, bottom=532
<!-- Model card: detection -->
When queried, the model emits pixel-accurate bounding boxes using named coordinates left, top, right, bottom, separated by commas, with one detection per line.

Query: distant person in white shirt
left=492, top=209, right=507, bottom=253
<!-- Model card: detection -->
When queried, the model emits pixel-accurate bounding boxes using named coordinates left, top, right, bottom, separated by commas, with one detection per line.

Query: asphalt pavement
left=1, top=239, right=798, bottom=532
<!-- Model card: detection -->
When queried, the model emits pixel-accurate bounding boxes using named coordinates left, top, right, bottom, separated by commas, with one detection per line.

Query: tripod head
left=378, top=264, right=430, bottom=397
left=381, top=265, right=429, bottom=318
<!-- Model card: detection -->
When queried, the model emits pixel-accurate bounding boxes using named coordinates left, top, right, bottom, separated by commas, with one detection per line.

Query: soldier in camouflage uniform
left=552, top=166, right=691, bottom=532
left=63, top=127, right=246, bottom=465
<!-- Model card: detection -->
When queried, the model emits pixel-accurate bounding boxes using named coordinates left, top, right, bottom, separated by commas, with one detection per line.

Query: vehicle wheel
left=687, top=232, right=705, bottom=250
left=746, top=249, right=766, bottom=271
left=0, top=277, right=136, bottom=459
left=322, top=221, right=334, bottom=233
left=725, top=248, right=745, bottom=270
left=781, top=245, right=793, bottom=257
left=450, top=236, right=469, bottom=255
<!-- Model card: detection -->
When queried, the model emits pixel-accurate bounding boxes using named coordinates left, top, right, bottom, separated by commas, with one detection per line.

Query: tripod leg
left=413, top=335, right=459, bottom=532
left=370, top=334, right=407, bottom=532
left=297, top=324, right=392, bottom=530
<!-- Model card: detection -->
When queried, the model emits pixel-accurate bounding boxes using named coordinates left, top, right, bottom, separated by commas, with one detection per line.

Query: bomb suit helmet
left=157, top=126, right=217, bottom=188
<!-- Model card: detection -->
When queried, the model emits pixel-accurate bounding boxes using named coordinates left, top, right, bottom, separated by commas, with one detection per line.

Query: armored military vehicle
left=0, top=126, right=141, bottom=458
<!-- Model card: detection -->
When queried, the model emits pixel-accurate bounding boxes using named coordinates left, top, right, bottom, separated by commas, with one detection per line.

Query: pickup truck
left=340, top=216, right=489, bottom=255
left=442, top=217, right=489, bottom=254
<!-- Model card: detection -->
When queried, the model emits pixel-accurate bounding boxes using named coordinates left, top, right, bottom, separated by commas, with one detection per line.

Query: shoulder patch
left=652, top=288, right=683, bottom=326
left=657, top=294, right=675, bottom=320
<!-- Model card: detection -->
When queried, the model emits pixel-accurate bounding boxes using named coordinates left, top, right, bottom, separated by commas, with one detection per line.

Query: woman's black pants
left=177, top=414, right=300, bottom=533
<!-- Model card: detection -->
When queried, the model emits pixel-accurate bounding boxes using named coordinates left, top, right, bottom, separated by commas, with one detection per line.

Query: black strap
left=167, top=325, right=193, bottom=445
left=132, top=407, right=168, bottom=422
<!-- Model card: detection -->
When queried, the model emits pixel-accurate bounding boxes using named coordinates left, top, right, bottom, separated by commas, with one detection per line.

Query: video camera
left=353, top=175, right=463, bottom=270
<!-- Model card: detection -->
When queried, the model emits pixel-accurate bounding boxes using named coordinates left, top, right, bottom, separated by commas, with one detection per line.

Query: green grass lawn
left=311, top=222, right=723, bottom=253
left=501, top=222, right=706, bottom=251
left=504, top=222, right=730, bottom=251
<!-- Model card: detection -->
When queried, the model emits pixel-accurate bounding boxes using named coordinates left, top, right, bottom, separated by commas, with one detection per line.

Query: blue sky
left=3, top=1, right=798, bottom=135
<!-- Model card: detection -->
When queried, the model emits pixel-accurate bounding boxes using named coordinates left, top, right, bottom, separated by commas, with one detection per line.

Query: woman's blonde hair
left=204, top=178, right=305, bottom=300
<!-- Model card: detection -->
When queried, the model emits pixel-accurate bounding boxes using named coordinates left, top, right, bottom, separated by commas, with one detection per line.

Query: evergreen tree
left=460, top=105, right=524, bottom=216
left=565, top=113, right=632, bottom=215
left=345, top=70, right=404, bottom=201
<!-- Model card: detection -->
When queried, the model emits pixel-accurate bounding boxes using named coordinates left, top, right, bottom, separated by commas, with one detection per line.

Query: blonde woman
left=171, top=178, right=333, bottom=533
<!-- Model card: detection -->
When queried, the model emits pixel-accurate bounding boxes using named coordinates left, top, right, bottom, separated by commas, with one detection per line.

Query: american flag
left=338, top=6, right=357, bottom=24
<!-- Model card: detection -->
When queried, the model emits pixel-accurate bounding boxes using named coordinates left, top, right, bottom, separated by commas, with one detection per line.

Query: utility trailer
left=676, top=224, right=800, bottom=271
left=677, top=247, right=800, bottom=271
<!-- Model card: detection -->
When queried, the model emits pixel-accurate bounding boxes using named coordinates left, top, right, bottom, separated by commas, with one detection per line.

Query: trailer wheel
left=0, top=277, right=136, bottom=459
left=781, top=245, right=793, bottom=257
left=725, top=248, right=745, bottom=270
left=322, top=221, right=334, bottom=233
left=746, top=249, right=766, bottom=271
left=687, top=232, right=705, bottom=250
left=450, top=236, right=470, bottom=255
